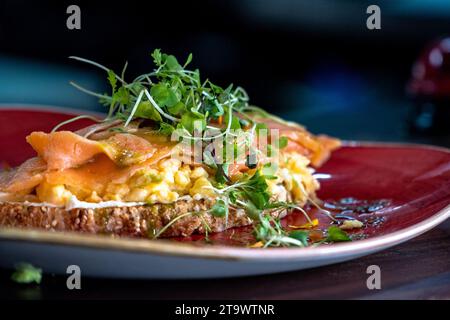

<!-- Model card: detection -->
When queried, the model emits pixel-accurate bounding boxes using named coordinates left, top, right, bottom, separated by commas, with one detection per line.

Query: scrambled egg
left=36, top=158, right=215, bottom=205
left=267, top=153, right=319, bottom=205
left=36, top=153, right=319, bottom=206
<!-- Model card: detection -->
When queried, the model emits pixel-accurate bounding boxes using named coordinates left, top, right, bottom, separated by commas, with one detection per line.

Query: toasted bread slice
left=0, top=198, right=288, bottom=238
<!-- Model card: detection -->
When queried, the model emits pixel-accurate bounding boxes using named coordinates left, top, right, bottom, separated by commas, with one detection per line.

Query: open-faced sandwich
left=0, top=50, right=340, bottom=247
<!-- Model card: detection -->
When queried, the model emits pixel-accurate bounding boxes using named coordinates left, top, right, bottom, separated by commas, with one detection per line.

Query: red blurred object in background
left=407, top=38, right=450, bottom=135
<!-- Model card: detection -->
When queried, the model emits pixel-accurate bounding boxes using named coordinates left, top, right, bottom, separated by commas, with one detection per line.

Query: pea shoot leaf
left=167, top=101, right=185, bottom=116
left=289, top=230, right=309, bottom=246
left=151, top=49, right=162, bottom=65
left=255, top=123, right=268, bottom=136
left=107, top=70, right=117, bottom=93
left=279, top=136, right=288, bottom=149
left=150, top=83, right=179, bottom=108
left=134, top=101, right=163, bottom=122
left=183, top=53, right=193, bottom=68
left=211, top=199, right=228, bottom=217
left=326, top=226, right=351, bottom=242
left=11, top=263, right=42, bottom=284
left=159, top=122, right=175, bottom=135
left=163, top=54, right=182, bottom=71
left=181, top=111, right=206, bottom=132
left=228, top=115, right=242, bottom=130
left=215, top=164, right=229, bottom=184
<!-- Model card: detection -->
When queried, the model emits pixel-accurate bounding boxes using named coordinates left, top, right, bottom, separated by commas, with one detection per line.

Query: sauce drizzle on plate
left=173, top=197, right=391, bottom=247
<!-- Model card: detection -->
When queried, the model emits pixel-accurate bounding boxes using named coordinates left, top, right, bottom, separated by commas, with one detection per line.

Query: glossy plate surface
left=0, top=106, right=449, bottom=279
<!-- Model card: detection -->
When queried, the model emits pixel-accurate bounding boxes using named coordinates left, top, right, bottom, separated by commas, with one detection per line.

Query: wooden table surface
left=1, top=219, right=448, bottom=300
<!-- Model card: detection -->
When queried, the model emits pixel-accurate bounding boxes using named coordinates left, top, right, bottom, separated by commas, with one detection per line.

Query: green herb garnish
left=68, top=49, right=250, bottom=139
left=62, top=49, right=339, bottom=248
left=211, top=199, right=228, bottom=217
left=326, top=226, right=351, bottom=242
left=278, top=136, right=288, bottom=149
left=289, top=230, right=309, bottom=246
left=11, top=263, right=42, bottom=284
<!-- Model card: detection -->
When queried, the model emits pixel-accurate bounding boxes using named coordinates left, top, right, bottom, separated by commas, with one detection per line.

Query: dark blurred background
left=1, top=0, right=450, bottom=145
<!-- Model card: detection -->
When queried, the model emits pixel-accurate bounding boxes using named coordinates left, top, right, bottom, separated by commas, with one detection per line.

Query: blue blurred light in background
left=387, top=0, right=450, bottom=17
left=278, top=63, right=409, bottom=140
left=0, top=55, right=105, bottom=112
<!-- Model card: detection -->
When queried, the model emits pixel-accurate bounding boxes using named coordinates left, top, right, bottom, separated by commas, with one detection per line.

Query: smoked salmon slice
left=26, top=130, right=177, bottom=170
left=27, top=131, right=103, bottom=170
left=251, top=115, right=341, bottom=167
left=0, top=157, right=46, bottom=193
left=1, top=129, right=178, bottom=195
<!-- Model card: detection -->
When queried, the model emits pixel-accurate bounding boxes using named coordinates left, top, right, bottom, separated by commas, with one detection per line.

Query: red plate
left=0, top=106, right=449, bottom=246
